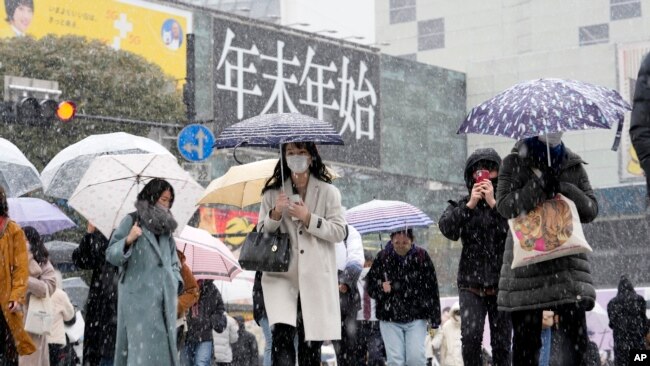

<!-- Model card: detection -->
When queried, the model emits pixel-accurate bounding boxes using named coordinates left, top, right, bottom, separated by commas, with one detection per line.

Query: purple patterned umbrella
left=457, top=78, right=631, bottom=149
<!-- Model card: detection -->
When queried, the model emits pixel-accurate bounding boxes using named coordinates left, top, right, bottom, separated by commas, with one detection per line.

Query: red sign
left=198, top=207, right=258, bottom=248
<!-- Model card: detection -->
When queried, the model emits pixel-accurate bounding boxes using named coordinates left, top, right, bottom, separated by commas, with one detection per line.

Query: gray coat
left=259, top=176, right=346, bottom=341
left=496, top=141, right=598, bottom=312
left=106, top=214, right=183, bottom=366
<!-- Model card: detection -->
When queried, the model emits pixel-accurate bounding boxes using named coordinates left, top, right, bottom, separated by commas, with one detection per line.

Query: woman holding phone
left=438, top=148, right=512, bottom=366
left=258, top=142, right=346, bottom=365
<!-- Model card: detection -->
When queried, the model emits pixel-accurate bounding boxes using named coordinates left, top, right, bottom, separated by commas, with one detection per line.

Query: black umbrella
left=45, top=240, right=78, bottom=266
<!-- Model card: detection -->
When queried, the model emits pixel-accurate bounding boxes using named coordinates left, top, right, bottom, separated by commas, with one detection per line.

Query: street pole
left=185, top=33, right=196, bottom=125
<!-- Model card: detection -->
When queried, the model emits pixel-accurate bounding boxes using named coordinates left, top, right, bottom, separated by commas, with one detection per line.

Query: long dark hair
left=23, top=226, right=48, bottom=265
left=0, top=186, right=7, bottom=217
left=137, top=178, right=175, bottom=208
left=262, top=142, right=332, bottom=194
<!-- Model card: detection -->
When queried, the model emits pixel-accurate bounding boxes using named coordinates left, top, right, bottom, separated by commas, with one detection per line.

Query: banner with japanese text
left=0, top=0, right=191, bottom=81
left=213, top=17, right=381, bottom=168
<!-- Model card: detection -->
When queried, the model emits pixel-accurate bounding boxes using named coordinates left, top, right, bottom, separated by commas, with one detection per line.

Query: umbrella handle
left=279, top=144, right=285, bottom=192
left=233, top=141, right=247, bottom=165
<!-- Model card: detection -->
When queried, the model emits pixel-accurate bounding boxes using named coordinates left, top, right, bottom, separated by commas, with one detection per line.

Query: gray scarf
left=135, top=200, right=178, bottom=236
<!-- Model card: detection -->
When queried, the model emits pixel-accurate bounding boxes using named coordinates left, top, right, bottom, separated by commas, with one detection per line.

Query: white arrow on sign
left=183, top=129, right=208, bottom=160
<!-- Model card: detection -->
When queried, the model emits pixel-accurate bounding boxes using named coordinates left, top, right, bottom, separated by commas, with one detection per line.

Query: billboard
left=213, top=17, right=382, bottom=168
left=197, top=206, right=258, bottom=250
left=0, top=0, right=192, bottom=81
left=617, top=42, right=650, bottom=182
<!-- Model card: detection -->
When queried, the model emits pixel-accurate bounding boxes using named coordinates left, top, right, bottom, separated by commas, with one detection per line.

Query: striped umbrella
left=213, top=113, right=344, bottom=149
left=175, top=226, right=242, bottom=281
left=345, top=200, right=434, bottom=235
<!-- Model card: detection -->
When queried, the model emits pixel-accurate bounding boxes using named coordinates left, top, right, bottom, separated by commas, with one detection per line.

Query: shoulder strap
left=343, top=225, right=349, bottom=247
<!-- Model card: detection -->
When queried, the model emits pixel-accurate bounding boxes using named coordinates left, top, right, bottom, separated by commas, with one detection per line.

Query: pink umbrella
left=175, top=226, right=242, bottom=281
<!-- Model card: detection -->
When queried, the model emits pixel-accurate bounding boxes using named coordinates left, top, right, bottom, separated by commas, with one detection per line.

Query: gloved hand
left=542, top=173, right=561, bottom=197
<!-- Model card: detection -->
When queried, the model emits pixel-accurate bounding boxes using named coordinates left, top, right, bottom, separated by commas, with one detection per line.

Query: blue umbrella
left=213, top=113, right=344, bottom=149
left=345, top=200, right=434, bottom=235
left=457, top=78, right=631, bottom=149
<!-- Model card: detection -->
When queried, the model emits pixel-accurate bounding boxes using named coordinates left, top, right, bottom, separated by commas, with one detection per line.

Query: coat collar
left=282, top=174, right=321, bottom=207
left=140, top=225, right=164, bottom=264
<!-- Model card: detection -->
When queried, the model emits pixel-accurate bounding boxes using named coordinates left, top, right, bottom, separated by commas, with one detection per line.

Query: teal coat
left=106, top=214, right=183, bottom=366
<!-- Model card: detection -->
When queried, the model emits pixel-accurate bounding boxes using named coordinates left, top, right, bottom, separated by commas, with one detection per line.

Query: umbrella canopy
left=213, top=270, right=255, bottom=305
left=0, top=137, right=42, bottom=197
left=457, top=78, right=631, bottom=144
left=45, top=240, right=78, bottom=265
left=7, top=197, right=76, bottom=235
left=345, top=199, right=434, bottom=235
left=41, top=132, right=173, bottom=199
left=67, top=154, right=203, bottom=237
left=198, top=159, right=341, bottom=208
left=62, top=277, right=89, bottom=309
left=176, top=226, right=242, bottom=281
left=213, top=113, right=344, bottom=149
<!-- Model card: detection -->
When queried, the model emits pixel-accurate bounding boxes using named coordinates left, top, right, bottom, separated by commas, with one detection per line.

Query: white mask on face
left=286, top=155, right=310, bottom=174
left=539, top=132, right=564, bottom=147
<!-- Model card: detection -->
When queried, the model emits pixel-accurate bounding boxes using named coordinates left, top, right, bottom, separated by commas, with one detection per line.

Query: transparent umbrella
left=41, top=132, right=173, bottom=199
left=0, top=137, right=41, bottom=197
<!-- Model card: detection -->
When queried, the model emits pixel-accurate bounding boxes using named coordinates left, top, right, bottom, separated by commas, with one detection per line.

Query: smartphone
left=289, top=194, right=301, bottom=203
left=473, top=169, right=490, bottom=183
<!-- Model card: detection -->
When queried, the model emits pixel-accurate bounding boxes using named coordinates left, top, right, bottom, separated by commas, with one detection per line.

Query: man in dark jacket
left=181, top=279, right=227, bottom=366
left=366, top=229, right=441, bottom=365
left=439, top=147, right=512, bottom=366
left=630, top=53, right=650, bottom=198
left=230, top=315, right=258, bottom=366
left=71, top=223, right=118, bottom=366
left=496, top=134, right=599, bottom=365
left=607, top=275, right=649, bottom=366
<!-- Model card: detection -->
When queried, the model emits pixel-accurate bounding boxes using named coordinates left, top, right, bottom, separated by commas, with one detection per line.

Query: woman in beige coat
left=259, top=142, right=346, bottom=366
left=20, top=226, right=57, bottom=366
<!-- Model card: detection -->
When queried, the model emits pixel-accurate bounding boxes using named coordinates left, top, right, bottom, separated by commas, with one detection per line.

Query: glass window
left=610, top=0, right=642, bottom=20
left=418, top=18, right=445, bottom=51
left=579, top=23, right=609, bottom=46
left=389, top=0, right=416, bottom=24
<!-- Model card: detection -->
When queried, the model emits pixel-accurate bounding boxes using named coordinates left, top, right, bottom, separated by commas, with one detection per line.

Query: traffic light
left=13, top=98, right=76, bottom=124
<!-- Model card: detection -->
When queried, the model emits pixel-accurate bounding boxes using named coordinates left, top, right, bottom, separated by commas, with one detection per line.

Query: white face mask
left=539, top=132, right=563, bottom=147
left=360, top=267, right=370, bottom=278
left=286, top=155, right=310, bottom=174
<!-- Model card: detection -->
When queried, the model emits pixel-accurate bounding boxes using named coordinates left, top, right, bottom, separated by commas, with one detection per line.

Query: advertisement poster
left=197, top=206, right=258, bottom=254
left=0, top=0, right=192, bottom=80
left=617, top=42, right=650, bottom=182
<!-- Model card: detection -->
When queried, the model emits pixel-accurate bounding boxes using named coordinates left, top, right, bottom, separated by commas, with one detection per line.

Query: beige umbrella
left=198, top=159, right=340, bottom=208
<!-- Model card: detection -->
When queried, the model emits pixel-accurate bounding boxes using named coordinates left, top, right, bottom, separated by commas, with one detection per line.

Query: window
left=418, top=18, right=444, bottom=51
left=579, top=24, right=609, bottom=46
left=398, top=53, right=417, bottom=61
left=390, top=0, right=416, bottom=24
left=610, top=0, right=642, bottom=20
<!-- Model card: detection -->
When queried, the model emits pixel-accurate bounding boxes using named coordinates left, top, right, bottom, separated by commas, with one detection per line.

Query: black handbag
left=239, top=224, right=291, bottom=272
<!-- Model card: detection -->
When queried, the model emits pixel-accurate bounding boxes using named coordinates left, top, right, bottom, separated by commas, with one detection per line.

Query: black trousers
left=271, top=299, right=322, bottom=366
left=459, top=289, right=512, bottom=366
left=352, top=321, right=385, bottom=366
left=511, top=303, right=589, bottom=366
left=0, top=309, right=18, bottom=366
left=332, top=312, right=357, bottom=366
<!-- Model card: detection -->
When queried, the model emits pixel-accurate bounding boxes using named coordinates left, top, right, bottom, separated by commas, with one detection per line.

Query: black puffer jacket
left=366, top=243, right=441, bottom=327
left=185, top=280, right=227, bottom=343
left=630, top=53, right=650, bottom=196
left=71, top=231, right=118, bottom=365
left=607, top=276, right=649, bottom=356
left=496, top=140, right=598, bottom=312
left=439, top=148, right=508, bottom=289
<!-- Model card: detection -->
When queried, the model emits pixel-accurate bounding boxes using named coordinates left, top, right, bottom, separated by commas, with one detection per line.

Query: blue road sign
left=177, top=124, right=215, bottom=162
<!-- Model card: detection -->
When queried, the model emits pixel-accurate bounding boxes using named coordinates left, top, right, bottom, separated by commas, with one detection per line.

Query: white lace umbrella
left=0, top=138, right=41, bottom=197
left=41, top=132, right=173, bottom=199
left=68, top=154, right=203, bottom=237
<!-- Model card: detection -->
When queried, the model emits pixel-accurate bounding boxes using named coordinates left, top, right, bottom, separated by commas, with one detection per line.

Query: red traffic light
left=56, top=101, right=76, bottom=122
